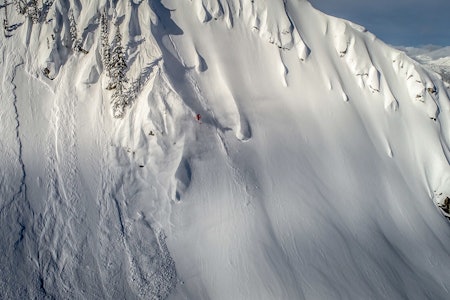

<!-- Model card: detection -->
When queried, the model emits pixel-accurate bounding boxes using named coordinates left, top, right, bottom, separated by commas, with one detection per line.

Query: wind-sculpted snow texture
left=1, top=0, right=450, bottom=299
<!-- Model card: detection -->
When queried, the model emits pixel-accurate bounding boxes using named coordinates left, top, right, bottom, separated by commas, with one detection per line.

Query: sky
left=308, top=0, right=450, bottom=46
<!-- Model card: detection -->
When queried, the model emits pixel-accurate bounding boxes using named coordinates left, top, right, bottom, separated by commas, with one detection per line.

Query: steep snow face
left=0, top=1, right=179, bottom=299
left=1, top=0, right=450, bottom=299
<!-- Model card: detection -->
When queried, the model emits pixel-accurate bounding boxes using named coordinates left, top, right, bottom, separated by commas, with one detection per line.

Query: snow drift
left=1, top=0, right=450, bottom=299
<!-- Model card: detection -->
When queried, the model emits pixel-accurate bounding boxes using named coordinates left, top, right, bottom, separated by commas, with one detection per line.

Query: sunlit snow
left=1, top=1, right=450, bottom=299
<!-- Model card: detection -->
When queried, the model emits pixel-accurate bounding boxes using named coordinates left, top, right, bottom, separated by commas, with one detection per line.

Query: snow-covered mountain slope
left=399, top=45, right=450, bottom=83
left=1, top=0, right=450, bottom=299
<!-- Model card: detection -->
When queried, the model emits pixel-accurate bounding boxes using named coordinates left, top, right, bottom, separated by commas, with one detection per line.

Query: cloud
left=309, top=0, right=450, bottom=45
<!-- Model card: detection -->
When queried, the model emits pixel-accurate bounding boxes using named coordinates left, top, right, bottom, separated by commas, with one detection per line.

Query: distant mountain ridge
left=399, top=45, right=450, bottom=83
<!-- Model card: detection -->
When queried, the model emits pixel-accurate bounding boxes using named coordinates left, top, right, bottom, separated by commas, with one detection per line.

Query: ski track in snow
left=38, top=77, right=86, bottom=297
left=1, top=6, right=178, bottom=298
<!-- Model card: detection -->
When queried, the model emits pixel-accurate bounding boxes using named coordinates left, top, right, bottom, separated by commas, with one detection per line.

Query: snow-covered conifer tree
left=109, top=24, right=129, bottom=117
left=68, top=9, right=81, bottom=51
left=108, top=24, right=127, bottom=90
left=13, top=0, right=26, bottom=15
left=100, top=9, right=111, bottom=75
left=43, top=0, right=55, bottom=8
left=3, top=0, right=9, bottom=32
left=40, top=0, right=55, bottom=21
left=111, top=88, right=128, bottom=118
left=28, top=0, right=39, bottom=23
